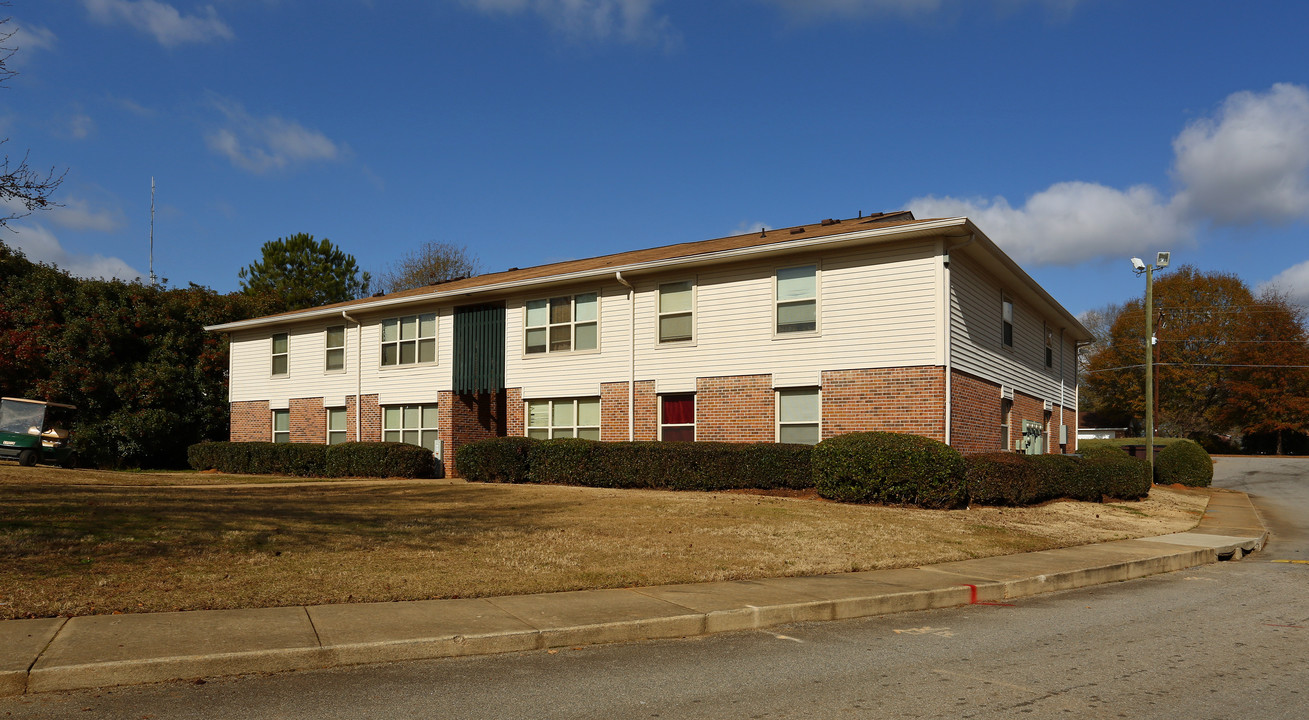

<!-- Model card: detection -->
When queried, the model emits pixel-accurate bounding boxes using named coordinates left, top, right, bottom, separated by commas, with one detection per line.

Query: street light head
left=1156, top=251, right=1170, bottom=268
left=1131, top=257, right=1146, bottom=271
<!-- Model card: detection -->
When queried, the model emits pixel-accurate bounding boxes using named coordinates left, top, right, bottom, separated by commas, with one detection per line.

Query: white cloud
left=1260, top=259, right=1309, bottom=307
left=462, top=0, right=677, bottom=46
left=81, top=0, right=234, bottom=47
left=729, top=220, right=773, bottom=237
left=758, top=0, right=1081, bottom=19
left=6, top=20, right=58, bottom=64
left=205, top=96, right=343, bottom=174
left=67, top=113, right=97, bottom=140
left=4, top=223, right=142, bottom=280
left=48, top=197, right=125, bottom=233
left=908, top=182, right=1190, bottom=266
left=1172, top=83, right=1309, bottom=226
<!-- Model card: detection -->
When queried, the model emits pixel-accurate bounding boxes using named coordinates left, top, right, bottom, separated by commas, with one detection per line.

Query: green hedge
left=965, top=452, right=1045, bottom=506
left=961, top=451, right=1151, bottom=505
left=457, top=437, right=813, bottom=490
left=187, top=441, right=434, bottom=478
left=1155, top=440, right=1213, bottom=487
left=812, top=432, right=966, bottom=508
left=457, top=436, right=537, bottom=483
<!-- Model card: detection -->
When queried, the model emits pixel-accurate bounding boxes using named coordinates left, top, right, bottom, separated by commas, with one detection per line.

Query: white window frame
left=656, top=280, right=695, bottom=345
left=382, top=404, right=440, bottom=453
left=327, top=407, right=348, bottom=445
left=272, top=409, right=290, bottom=444
left=1001, top=295, right=1014, bottom=349
left=325, top=325, right=346, bottom=373
left=271, top=332, right=289, bottom=377
left=774, top=264, right=820, bottom=337
left=523, top=293, right=599, bottom=356
left=776, top=387, right=821, bottom=445
left=525, top=397, right=601, bottom=440
left=1000, top=397, right=1013, bottom=450
left=380, top=313, right=437, bottom=368
left=659, top=393, right=696, bottom=442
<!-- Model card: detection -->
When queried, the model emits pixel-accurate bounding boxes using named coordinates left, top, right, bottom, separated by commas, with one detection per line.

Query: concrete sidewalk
left=0, top=489, right=1268, bottom=697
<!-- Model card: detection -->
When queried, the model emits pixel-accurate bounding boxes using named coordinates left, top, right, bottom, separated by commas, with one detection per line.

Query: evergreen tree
left=238, top=233, right=370, bottom=312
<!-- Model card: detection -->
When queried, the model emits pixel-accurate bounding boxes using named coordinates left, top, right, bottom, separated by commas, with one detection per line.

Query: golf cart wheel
left=17, top=450, right=37, bottom=467
left=61, top=452, right=79, bottom=469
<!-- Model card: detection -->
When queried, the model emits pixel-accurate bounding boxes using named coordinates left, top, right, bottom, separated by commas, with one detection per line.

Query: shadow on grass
left=0, top=483, right=571, bottom=568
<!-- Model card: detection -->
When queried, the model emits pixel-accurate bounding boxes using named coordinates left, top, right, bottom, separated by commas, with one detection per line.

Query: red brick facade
left=949, top=370, right=999, bottom=454
left=289, top=398, right=326, bottom=443
left=600, top=382, right=630, bottom=442
left=820, top=367, right=946, bottom=441
left=695, top=374, right=774, bottom=442
left=439, top=391, right=507, bottom=477
left=634, top=380, right=657, bottom=441
left=230, top=400, right=270, bottom=442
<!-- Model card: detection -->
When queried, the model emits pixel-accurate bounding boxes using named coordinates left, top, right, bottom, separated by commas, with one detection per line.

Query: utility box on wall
left=1059, top=424, right=1069, bottom=445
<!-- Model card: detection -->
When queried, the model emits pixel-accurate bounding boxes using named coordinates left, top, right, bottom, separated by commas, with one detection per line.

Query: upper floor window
left=271, top=333, right=288, bottom=376
left=658, top=281, right=694, bottom=343
left=526, top=397, right=600, bottom=440
left=327, top=407, right=348, bottom=445
left=272, top=409, right=289, bottom=443
left=776, top=265, right=817, bottom=334
left=325, top=326, right=346, bottom=372
left=381, top=313, right=436, bottom=367
left=1001, top=296, right=1014, bottom=348
left=525, top=293, right=597, bottom=354
left=777, top=388, right=820, bottom=445
left=1045, top=326, right=1054, bottom=369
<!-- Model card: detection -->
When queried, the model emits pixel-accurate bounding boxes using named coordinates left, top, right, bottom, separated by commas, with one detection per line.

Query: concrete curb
left=1, top=489, right=1270, bottom=697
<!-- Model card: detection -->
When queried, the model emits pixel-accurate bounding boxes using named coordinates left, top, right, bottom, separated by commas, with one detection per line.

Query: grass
left=0, top=464, right=1209, bottom=620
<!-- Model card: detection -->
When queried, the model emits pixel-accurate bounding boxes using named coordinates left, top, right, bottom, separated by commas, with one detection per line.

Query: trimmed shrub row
left=187, top=441, right=435, bottom=478
left=812, top=432, right=966, bottom=508
left=457, top=437, right=814, bottom=491
left=967, top=451, right=1152, bottom=505
left=1079, top=438, right=1213, bottom=487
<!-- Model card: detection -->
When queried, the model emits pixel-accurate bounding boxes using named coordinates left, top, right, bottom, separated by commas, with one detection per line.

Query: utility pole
left=1132, top=252, right=1170, bottom=479
left=149, top=177, right=157, bottom=287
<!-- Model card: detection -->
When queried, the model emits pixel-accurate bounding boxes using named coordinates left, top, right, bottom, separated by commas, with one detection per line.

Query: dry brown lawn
left=0, top=464, right=1208, bottom=619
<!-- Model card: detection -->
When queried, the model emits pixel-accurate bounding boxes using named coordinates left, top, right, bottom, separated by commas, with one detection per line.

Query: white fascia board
left=205, top=218, right=969, bottom=333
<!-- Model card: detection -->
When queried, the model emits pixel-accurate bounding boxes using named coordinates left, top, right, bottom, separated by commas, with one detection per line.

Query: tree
left=1083, top=265, right=1309, bottom=443
left=1221, top=290, right=1309, bottom=454
left=238, top=233, right=370, bottom=312
left=373, top=241, right=480, bottom=294
left=1, top=11, right=63, bottom=228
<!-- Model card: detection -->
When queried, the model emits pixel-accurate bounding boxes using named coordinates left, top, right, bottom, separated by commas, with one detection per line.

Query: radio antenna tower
left=149, top=177, right=157, bottom=286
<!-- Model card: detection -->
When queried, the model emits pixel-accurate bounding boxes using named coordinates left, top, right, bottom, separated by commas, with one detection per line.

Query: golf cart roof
left=1, top=397, right=77, bottom=411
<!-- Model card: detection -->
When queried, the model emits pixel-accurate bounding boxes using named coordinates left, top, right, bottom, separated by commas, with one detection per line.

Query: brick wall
left=950, top=370, right=1000, bottom=454
left=821, top=366, right=946, bottom=441
left=230, top=400, right=270, bottom=442
left=600, top=382, right=630, bottom=441
left=634, top=380, right=657, bottom=441
left=441, top=391, right=507, bottom=477
left=505, top=387, right=524, bottom=438
left=358, top=394, right=381, bottom=441
left=695, top=374, right=774, bottom=442
left=289, top=398, right=326, bottom=443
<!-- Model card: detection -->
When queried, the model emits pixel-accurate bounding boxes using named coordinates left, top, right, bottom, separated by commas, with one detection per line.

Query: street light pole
left=1132, top=252, right=1169, bottom=481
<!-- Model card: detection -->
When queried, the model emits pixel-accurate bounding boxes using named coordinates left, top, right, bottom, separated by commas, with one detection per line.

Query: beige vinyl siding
left=505, top=240, right=942, bottom=397
left=950, top=256, right=1076, bottom=407
left=227, top=306, right=455, bottom=406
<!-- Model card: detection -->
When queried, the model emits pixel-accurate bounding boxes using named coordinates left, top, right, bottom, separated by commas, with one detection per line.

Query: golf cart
left=0, top=397, right=78, bottom=468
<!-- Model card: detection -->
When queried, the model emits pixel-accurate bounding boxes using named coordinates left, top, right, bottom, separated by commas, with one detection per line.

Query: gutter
left=615, top=271, right=636, bottom=442
left=341, top=310, right=362, bottom=442
left=204, top=218, right=974, bottom=333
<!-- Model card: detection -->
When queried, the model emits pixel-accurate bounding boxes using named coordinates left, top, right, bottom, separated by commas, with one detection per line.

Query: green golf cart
left=0, top=397, right=78, bottom=468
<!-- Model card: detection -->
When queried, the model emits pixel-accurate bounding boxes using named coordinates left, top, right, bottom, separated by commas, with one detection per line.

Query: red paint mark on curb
left=962, top=584, right=1015, bottom=607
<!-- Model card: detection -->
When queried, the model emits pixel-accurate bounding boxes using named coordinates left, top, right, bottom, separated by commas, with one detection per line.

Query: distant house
left=1077, top=411, right=1130, bottom=440
left=205, top=212, right=1093, bottom=475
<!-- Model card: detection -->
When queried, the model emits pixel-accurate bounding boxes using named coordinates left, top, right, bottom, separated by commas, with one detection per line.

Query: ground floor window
left=1000, top=398, right=1013, bottom=450
left=777, top=387, right=820, bottom=444
left=272, top=409, right=289, bottom=444
left=327, top=407, right=348, bottom=445
left=660, top=394, right=695, bottom=442
left=526, top=397, right=600, bottom=439
left=383, top=404, right=439, bottom=452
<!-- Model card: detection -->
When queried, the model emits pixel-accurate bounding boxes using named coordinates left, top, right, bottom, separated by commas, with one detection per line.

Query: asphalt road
left=4, top=457, right=1306, bottom=720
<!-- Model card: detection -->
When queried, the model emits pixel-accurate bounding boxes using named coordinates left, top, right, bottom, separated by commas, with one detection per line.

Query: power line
left=1084, top=362, right=1309, bottom=374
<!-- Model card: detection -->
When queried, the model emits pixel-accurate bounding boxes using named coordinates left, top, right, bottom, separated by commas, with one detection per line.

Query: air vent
left=790, top=227, right=805, bottom=235
left=820, top=218, right=838, bottom=226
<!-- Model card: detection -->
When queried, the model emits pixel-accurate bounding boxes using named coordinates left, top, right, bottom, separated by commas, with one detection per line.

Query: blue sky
left=4, top=0, right=1309, bottom=316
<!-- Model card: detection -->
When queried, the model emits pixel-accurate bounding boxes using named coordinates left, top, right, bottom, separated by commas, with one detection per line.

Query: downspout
left=615, top=271, right=635, bottom=441
left=942, top=233, right=976, bottom=445
left=342, top=310, right=362, bottom=442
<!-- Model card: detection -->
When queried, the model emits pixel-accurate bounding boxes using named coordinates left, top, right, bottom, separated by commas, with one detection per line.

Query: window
left=526, top=397, right=600, bottom=439
left=381, top=314, right=437, bottom=367
left=272, top=409, right=289, bottom=444
left=524, top=293, right=598, bottom=354
left=1000, top=398, right=1013, bottom=450
left=658, top=281, right=694, bottom=343
left=1045, top=325, right=1054, bottom=369
left=382, top=404, right=439, bottom=453
left=776, top=265, right=817, bottom=334
left=271, top=333, right=288, bottom=376
left=326, top=326, right=346, bottom=372
left=777, top=388, right=820, bottom=444
left=1001, top=296, right=1014, bottom=348
left=660, top=394, right=695, bottom=442
left=327, top=408, right=348, bottom=445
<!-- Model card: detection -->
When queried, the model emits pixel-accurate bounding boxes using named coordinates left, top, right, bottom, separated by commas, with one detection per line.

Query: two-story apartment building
left=206, top=212, right=1093, bottom=475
